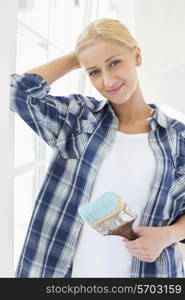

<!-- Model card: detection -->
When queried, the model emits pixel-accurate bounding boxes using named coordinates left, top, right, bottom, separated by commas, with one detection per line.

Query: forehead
left=78, top=39, right=130, bottom=66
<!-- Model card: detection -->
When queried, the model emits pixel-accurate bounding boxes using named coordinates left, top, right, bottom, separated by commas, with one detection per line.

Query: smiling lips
left=106, top=83, right=124, bottom=94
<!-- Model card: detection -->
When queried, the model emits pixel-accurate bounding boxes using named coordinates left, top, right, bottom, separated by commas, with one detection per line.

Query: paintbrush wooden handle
left=106, top=219, right=138, bottom=240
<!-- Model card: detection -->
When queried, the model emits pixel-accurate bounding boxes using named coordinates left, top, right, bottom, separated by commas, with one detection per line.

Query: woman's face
left=77, top=39, right=142, bottom=105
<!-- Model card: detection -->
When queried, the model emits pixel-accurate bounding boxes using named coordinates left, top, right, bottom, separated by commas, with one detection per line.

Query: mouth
left=106, top=83, right=124, bottom=95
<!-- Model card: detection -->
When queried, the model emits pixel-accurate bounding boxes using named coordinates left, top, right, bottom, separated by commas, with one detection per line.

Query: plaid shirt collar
left=91, top=97, right=185, bottom=140
left=89, top=97, right=169, bottom=128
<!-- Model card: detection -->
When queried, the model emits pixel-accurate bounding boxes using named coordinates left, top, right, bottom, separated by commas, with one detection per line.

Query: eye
left=89, top=70, right=99, bottom=77
left=110, top=60, right=121, bottom=67
left=88, top=60, right=121, bottom=77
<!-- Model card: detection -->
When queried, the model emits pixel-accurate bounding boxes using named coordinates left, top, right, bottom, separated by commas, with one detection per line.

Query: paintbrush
left=78, top=192, right=138, bottom=240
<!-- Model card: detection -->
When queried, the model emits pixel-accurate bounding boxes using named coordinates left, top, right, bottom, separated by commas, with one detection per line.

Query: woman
left=10, top=18, right=185, bottom=278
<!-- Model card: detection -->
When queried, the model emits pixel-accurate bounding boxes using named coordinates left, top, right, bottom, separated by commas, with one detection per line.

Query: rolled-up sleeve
left=9, top=73, right=100, bottom=159
left=10, top=73, right=73, bottom=149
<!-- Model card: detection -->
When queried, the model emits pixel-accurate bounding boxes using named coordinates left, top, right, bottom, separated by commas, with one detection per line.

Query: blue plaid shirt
left=10, top=73, right=185, bottom=278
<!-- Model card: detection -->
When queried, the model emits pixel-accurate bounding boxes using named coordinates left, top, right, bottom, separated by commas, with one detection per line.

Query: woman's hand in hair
left=70, top=51, right=81, bottom=70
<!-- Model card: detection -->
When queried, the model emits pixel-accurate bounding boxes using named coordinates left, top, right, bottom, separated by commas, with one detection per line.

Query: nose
left=102, top=71, right=117, bottom=90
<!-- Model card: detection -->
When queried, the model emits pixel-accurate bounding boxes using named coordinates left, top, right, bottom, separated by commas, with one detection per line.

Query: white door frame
left=0, top=0, right=18, bottom=277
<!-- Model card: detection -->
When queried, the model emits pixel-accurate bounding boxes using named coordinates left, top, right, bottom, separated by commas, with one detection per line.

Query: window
left=14, top=0, right=87, bottom=271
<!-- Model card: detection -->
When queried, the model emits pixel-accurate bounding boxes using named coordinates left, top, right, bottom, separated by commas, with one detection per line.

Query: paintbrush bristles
left=91, top=198, right=124, bottom=226
left=78, top=192, right=125, bottom=224
left=78, top=192, right=137, bottom=238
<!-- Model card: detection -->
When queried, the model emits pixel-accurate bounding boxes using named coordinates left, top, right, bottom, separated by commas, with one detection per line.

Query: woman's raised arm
left=25, top=52, right=81, bottom=85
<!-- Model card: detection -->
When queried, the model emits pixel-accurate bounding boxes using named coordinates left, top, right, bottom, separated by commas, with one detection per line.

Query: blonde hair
left=75, top=18, right=138, bottom=56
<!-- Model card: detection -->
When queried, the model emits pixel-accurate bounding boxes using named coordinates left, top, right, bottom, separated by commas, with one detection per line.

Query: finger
left=137, top=256, right=151, bottom=262
left=133, top=227, right=148, bottom=236
left=124, top=242, right=139, bottom=250
left=125, top=247, right=149, bottom=258
left=122, top=237, right=129, bottom=242
left=133, top=250, right=149, bottom=257
left=126, top=250, right=148, bottom=261
left=132, top=252, right=150, bottom=260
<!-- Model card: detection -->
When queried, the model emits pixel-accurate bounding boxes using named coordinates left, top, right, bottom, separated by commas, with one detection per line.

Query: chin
left=108, top=96, right=130, bottom=106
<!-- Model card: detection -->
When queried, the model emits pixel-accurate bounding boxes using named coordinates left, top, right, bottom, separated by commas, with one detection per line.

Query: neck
left=110, top=85, right=151, bottom=126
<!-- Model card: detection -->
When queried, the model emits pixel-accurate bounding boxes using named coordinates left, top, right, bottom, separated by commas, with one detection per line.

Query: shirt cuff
left=10, top=73, right=51, bottom=99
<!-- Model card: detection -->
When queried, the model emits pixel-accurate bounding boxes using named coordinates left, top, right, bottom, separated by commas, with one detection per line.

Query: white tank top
left=72, top=131, right=156, bottom=277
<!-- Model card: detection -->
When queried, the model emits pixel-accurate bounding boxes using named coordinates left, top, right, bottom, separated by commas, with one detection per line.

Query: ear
left=135, top=47, right=142, bottom=66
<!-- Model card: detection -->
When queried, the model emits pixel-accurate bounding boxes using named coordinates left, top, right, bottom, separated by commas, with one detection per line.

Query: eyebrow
left=86, top=54, right=122, bottom=71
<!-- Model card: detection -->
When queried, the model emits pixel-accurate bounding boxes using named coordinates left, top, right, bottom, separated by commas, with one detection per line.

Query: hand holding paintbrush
left=78, top=192, right=138, bottom=241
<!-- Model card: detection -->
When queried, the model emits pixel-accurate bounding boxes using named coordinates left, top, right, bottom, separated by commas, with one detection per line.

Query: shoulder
left=168, top=115, right=185, bottom=139
left=156, top=105, right=185, bottom=138
left=161, top=113, right=185, bottom=158
left=68, top=93, right=109, bottom=113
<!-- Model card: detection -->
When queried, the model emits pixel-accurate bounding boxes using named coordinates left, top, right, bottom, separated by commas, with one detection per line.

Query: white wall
left=0, top=0, right=18, bottom=277
left=118, top=0, right=185, bottom=114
